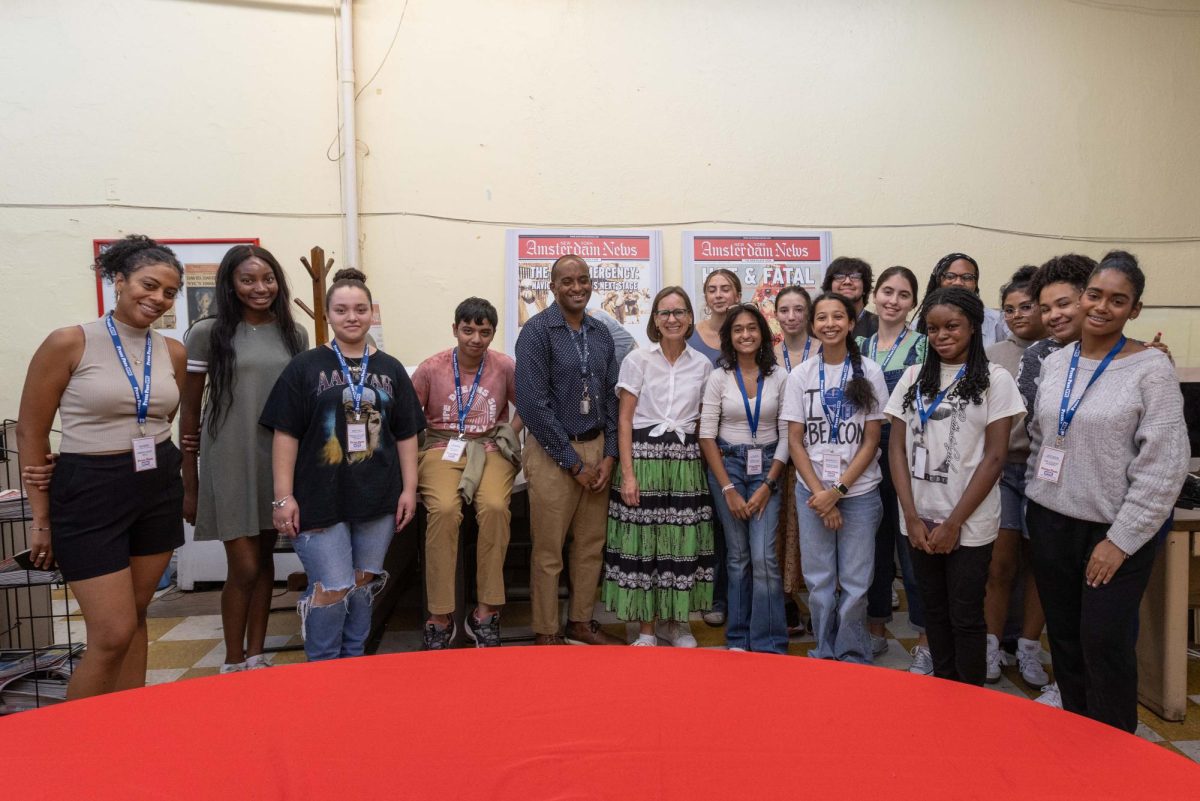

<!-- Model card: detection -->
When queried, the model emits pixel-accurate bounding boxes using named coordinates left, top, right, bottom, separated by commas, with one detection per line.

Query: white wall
left=3, top=0, right=1199, bottom=417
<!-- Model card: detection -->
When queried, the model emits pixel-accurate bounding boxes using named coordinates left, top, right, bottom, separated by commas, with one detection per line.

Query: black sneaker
left=465, top=612, right=501, bottom=648
left=422, top=619, right=456, bottom=651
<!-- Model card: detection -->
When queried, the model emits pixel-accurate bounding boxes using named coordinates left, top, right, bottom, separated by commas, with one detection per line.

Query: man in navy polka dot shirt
left=515, top=254, right=623, bottom=645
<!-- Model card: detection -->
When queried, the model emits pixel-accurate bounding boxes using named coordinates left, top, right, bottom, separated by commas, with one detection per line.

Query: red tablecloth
left=4, top=648, right=1197, bottom=799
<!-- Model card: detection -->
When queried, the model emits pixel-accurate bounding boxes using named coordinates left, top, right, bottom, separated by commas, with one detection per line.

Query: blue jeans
left=796, top=484, right=883, bottom=664
left=293, top=514, right=393, bottom=662
left=707, top=439, right=786, bottom=654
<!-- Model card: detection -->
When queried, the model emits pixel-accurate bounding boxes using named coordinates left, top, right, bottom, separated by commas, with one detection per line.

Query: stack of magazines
left=0, top=644, right=83, bottom=714
left=0, top=550, right=60, bottom=587
left=0, top=488, right=29, bottom=523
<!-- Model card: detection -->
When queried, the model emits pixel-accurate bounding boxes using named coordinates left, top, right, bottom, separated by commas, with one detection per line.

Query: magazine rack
left=0, top=419, right=81, bottom=714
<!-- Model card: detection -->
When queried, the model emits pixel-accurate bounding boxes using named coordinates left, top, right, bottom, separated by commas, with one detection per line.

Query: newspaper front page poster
left=504, top=229, right=663, bottom=355
left=682, top=231, right=832, bottom=345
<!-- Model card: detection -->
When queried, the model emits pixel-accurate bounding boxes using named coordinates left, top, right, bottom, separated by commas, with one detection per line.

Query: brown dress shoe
left=564, top=619, right=625, bottom=646
left=534, top=633, right=567, bottom=646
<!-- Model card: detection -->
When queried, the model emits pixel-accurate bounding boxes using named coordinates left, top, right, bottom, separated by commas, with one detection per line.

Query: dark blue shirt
left=515, top=303, right=619, bottom=470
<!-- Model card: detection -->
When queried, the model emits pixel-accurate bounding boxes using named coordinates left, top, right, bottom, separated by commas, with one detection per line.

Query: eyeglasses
left=830, top=272, right=863, bottom=283
left=942, top=272, right=978, bottom=285
left=1002, top=302, right=1036, bottom=318
left=654, top=309, right=691, bottom=320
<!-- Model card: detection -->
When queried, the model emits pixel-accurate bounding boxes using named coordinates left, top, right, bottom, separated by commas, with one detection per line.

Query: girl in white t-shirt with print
left=781, top=293, right=889, bottom=664
left=885, top=287, right=1024, bottom=686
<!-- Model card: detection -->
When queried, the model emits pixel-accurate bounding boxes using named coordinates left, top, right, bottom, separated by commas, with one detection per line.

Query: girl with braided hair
left=780, top=293, right=888, bottom=663
left=921, top=252, right=1009, bottom=347
left=884, top=287, right=1024, bottom=685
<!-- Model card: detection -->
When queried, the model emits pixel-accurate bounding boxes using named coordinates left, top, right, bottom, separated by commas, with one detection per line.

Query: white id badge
left=132, top=436, right=157, bottom=472
left=912, top=445, right=928, bottom=479
left=821, top=452, right=840, bottom=483
left=1036, top=446, right=1066, bottom=484
left=442, top=438, right=467, bottom=462
left=346, top=423, right=368, bottom=453
left=746, top=448, right=763, bottom=476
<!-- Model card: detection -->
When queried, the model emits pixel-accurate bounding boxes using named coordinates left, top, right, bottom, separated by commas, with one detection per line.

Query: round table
left=5, top=648, right=1197, bottom=798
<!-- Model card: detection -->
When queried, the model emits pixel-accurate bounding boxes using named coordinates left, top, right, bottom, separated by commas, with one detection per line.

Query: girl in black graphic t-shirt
left=260, top=269, right=425, bottom=661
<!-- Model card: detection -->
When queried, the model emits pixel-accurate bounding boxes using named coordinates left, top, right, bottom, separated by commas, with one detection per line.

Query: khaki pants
left=523, top=434, right=609, bottom=635
left=418, top=448, right=517, bottom=615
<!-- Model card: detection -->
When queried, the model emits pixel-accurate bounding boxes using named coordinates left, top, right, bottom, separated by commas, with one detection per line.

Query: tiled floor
left=48, top=585, right=1200, bottom=762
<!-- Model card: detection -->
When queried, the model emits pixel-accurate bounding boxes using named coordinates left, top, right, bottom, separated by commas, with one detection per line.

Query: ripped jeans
left=293, top=514, right=393, bottom=662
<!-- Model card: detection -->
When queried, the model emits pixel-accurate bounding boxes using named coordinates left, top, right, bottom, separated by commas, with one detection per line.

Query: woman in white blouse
left=699, top=303, right=790, bottom=653
left=601, top=287, right=716, bottom=646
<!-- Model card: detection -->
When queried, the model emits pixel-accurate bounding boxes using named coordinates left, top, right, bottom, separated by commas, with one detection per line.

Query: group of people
left=15, top=237, right=1189, bottom=735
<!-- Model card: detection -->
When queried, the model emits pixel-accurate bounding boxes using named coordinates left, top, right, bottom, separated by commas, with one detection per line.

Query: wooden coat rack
left=294, top=246, right=332, bottom=345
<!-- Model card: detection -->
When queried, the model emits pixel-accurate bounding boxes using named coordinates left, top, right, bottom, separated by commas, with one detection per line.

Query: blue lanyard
left=452, top=349, right=485, bottom=436
left=782, top=338, right=811, bottom=373
left=817, top=352, right=852, bottom=444
left=104, top=313, right=153, bottom=434
left=734, top=365, right=765, bottom=441
left=915, top=365, right=966, bottom=431
left=870, top=329, right=907, bottom=371
left=1058, top=336, right=1125, bottom=442
left=569, top=325, right=590, bottom=378
left=331, top=341, right=370, bottom=420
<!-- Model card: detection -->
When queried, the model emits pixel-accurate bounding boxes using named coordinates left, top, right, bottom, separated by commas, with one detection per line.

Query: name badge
left=912, top=444, right=928, bottom=479
left=821, top=452, right=840, bottom=483
left=347, top=423, right=368, bottom=453
left=746, top=447, right=763, bottom=476
left=1036, top=446, right=1066, bottom=484
left=132, top=436, right=157, bottom=472
left=442, top=437, right=467, bottom=463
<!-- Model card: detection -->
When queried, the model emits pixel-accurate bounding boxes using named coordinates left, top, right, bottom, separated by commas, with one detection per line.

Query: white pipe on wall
left=338, top=0, right=360, bottom=270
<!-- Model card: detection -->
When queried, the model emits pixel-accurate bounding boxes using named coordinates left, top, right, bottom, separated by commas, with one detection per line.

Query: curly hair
left=822, top=256, right=874, bottom=300
left=716, top=303, right=778, bottom=376
left=810, top=293, right=877, bottom=413
left=903, top=287, right=990, bottom=412
left=93, top=234, right=183, bottom=282
left=999, top=265, right=1038, bottom=305
left=1028, top=253, right=1096, bottom=304
left=198, top=245, right=306, bottom=433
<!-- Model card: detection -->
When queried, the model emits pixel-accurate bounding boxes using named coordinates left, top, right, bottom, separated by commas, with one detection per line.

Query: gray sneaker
left=908, top=644, right=934, bottom=675
left=870, top=634, right=889, bottom=657
left=465, top=612, right=501, bottom=648
left=422, top=619, right=456, bottom=651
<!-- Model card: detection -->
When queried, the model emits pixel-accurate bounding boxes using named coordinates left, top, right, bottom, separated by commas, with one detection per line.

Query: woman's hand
left=905, top=513, right=931, bottom=553
left=807, top=488, right=840, bottom=516
left=183, top=487, right=197, bottom=526
left=180, top=431, right=201, bottom=456
left=620, top=473, right=640, bottom=507
left=395, top=489, right=417, bottom=532
left=272, top=497, right=300, bottom=539
left=820, top=506, right=843, bottom=531
left=21, top=455, right=56, bottom=492
left=744, top=484, right=772, bottom=520
left=928, top=519, right=962, bottom=554
left=724, top=487, right=750, bottom=521
left=29, top=524, right=54, bottom=570
left=1086, top=539, right=1128, bottom=587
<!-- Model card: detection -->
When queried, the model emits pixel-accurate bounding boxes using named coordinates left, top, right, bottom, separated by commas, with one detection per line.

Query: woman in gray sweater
left=1024, top=251, right=1189, bottom=732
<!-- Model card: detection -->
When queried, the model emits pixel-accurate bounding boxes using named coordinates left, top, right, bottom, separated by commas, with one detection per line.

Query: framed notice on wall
left=503, top=229, right=663, bottom=355
left=94, top=238, right=259, bottom=342
left=682, top=230, right=831, bottom=345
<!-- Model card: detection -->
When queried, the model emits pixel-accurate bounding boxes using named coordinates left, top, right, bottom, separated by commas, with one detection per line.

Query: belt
left=567, top=428, right=602, bottom=443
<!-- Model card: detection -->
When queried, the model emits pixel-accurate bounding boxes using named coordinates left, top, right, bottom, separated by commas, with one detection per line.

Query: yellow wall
left=3, top=0, right=1199, bottom=417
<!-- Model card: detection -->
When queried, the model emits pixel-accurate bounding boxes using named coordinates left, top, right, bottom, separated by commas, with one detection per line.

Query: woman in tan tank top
left=16, top=235, right=188, bottom=700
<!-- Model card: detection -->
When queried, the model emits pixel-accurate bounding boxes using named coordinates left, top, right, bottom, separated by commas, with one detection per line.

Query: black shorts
left=49, top=440, right=185, bottom=582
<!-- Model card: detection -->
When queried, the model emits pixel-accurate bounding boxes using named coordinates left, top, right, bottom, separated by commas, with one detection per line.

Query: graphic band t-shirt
left=884, top=362, right=1024, bottom=547
left=260, top=346, right=426, bottom=530
left=411, top=348, right=515, bottom=451
left=779, top=355, right=889, bottom=497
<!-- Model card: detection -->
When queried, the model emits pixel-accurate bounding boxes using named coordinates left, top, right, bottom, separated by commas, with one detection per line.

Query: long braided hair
left=902, top=287, right=990, bottom=412
left=811, top=293, right=877, bottom=413
left=200, top=245, right=306, bottom=432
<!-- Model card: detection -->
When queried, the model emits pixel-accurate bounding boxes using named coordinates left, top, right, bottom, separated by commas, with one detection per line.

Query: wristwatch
left=764, top=477, right=779, bottom=493
left=832, top=482, right=849, bottom=496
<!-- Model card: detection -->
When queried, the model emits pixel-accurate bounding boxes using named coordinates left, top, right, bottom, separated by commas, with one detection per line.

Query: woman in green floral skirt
left=601, top=286, right=716, bottom=646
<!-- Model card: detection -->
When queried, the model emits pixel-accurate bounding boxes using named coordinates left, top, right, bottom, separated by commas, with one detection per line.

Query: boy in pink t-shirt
left=411, top=298, right=522, bottom=649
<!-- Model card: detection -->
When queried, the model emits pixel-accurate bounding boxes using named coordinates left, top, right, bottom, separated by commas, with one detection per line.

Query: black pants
left=1026, top=501, right=1156, bottom=733
left=908, top=541, right=993, bottom=685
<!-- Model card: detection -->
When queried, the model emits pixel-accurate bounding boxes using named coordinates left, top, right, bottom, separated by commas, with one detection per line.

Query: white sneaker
left=1034, top=682, right=1062, bottom=708
left=658, top=620, right=698, bottom=648
left=870, top=634, right=889, bottom=657
left=219, top=661, right=246, bottom=674
left=244, top=654, right=273, bottom=670
left=728, top=646, right=747, bottom=652
left=908, top=645, right=933, bottom=675
left=1016, top=638, right=1049, bottom=686
left=891, top=587, right=900, bottom=610
left=985, top=634, right=1002, bottom=684
left=632, top=635, right=658, bottom=647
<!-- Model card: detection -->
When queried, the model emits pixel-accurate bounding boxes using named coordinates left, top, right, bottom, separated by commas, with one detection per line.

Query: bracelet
left=721, top=483, right=735, bottom=494
left=271, top=495, right=292, bottom=509
left=30, top=526, right=50, bottom=531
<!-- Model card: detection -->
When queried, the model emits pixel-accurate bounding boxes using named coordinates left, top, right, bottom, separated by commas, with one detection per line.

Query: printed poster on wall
left=94, top=238, right=259, bottom=342
left=682, top=231, right=832, bottom=345
left=504, top=229, right=663, bottom=355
